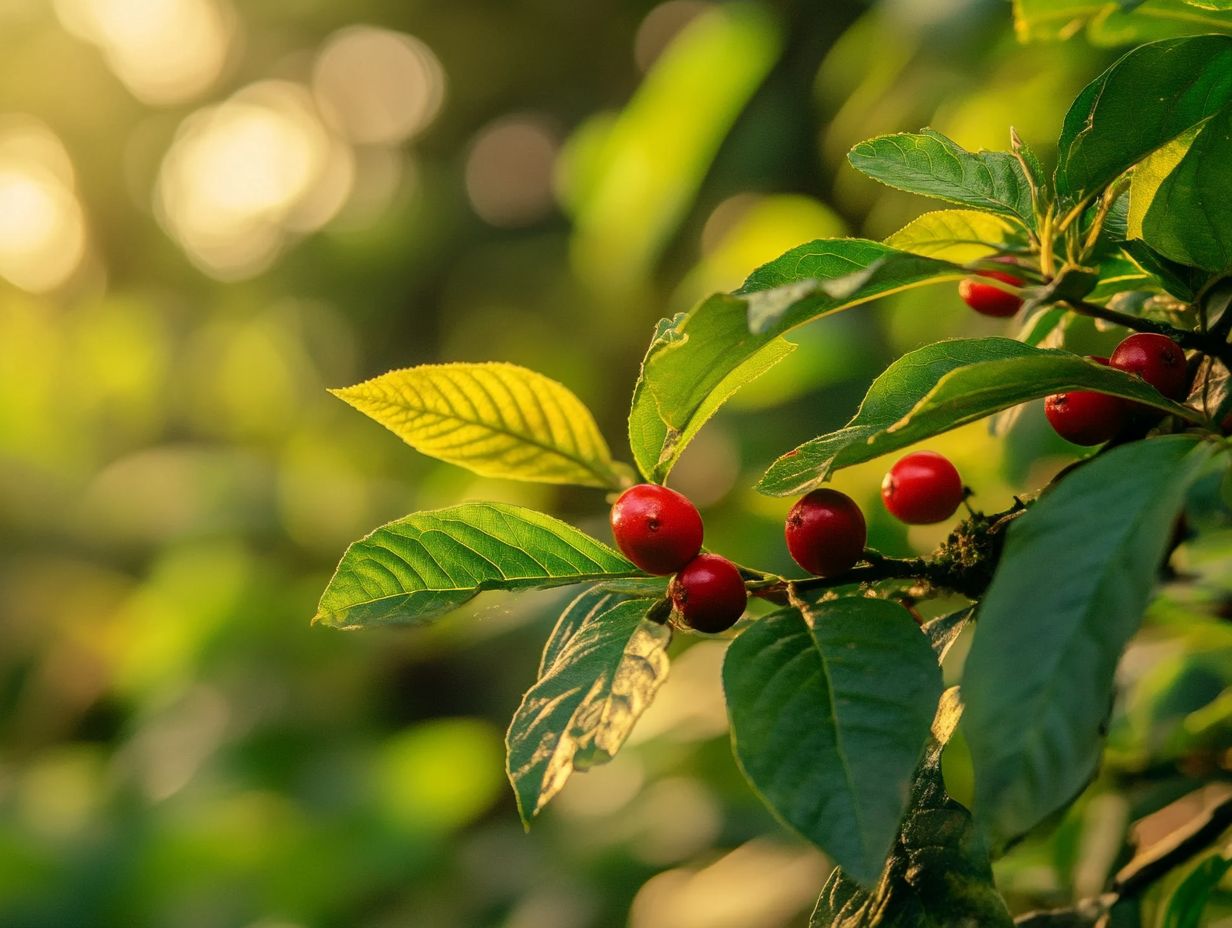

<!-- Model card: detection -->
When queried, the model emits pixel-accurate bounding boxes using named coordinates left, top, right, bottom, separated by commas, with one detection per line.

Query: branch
left=1064, top=299, right=1232, bottom=367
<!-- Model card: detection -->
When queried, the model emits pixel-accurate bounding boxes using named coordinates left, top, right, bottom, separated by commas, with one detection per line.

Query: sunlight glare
left=0, top=120, right=86, bottom=293
left=156, top=82, right=353, bottom=279
left=54, top=0, right=234, bottom=105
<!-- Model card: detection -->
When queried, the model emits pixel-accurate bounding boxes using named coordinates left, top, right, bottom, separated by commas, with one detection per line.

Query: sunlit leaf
left=963, top=436, right=1218, bottom=847
left=1056, top=35, right=1232, bottom=199
left=314, top=503, right=639, bottom=629
left=848, top=130, right=1035, bottom=228
left=331, top=363, right=628, bottom=489
left=1141, top=107, right=1232, bottom=272
left=507, top=589, right=669, bottom=824
left=724, top=596, right=942, bottom=886
left=885, top=209, right=1018, bottom=262
left=629, top=240, right=961, bottom=482
left=757, top=339, right=1199, bottom=497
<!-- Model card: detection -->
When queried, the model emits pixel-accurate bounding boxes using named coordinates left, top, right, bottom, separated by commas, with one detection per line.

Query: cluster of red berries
left=786, top=451, right=965, bottom=578
left=957, top=262, right=1189, bottom=446
left=1044, top=333, right=1188, bottom=445
left=610, top=484, right=746, bottom=634
left=612, top=453, right=967, bottom=633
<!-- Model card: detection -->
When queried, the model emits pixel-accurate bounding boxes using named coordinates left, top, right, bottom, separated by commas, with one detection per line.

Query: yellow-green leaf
left=1127, top=127, right=1198, bottom=239
left=885, top=210, right=1018, bottom=263
left=332, top=363, right=627, bottom=489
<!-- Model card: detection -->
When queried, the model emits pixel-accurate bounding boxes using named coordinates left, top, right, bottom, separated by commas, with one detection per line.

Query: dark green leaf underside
left=507, top=590, right=669, bottom=824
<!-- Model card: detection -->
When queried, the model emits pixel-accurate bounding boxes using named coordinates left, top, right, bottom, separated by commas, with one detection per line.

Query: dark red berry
left=669, top=554, right=747, bottom=634
left=1109, top=332, right=1189, bottom=400
left=958, top=266, right=1024, bottom=318
left=1044, top=356, right=1129, bottom=446
left=610, top=484, right=704, bottom=575
left=881, top=451, right=964, bottom=525
left=785, top=488, right=867, bottom=577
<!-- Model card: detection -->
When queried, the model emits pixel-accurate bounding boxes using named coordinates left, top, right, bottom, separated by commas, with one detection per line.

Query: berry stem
left=1063, top=298, right=1232, bottom=368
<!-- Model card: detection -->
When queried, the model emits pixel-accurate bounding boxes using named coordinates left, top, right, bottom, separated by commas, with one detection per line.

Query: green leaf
left=1161, top=851, right=1232, bottom=928
left=724, top=596, right=943, bottom=886
left=1013, top=0, right=1232, bottom=45
left=332, top=363, right=629, bottom=489
left=848, top=130, right=1036, bottom=228
left=628, top=240, right=962, bottom=482
left=507, top=589, right=670, bottom=824
left=1126, top=128, right=1197, bottom=240
left=1122, top=240, right=1204, bottom=301
left=314, top=503, right=640, bottom=629
left=885, top=209, right=1019, bottom=262
left=963, top=436, right=1218, bottom=847
left=810, top=689, right=1014, bottom=928
left=1056, top=35, right=1232, bottom=200
left=757, top=338, right=1199, bottom=498
left=1142, top=106, right=1232, bottom=272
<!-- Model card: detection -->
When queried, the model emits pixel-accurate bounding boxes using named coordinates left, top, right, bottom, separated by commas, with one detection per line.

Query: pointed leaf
left=810, top=689, right=1013, bottom=928
left=332, top=363, right=628, bottom=489
left=314, top=503, right=640, bottom=629
left=724, top=597, right=943, bottom=886
left=1142, top=106, right=1232, bottom=272
left=964, top=436, right=1218, bottom=847
left=885, top=209, right=1019, bottom=262
left=1056, top=35, right=1232, bottom=199
left=757, top=338, right=1200, bottom=497
left=629, top=240, right=962, bottom=482
left=507, top=591, right=670, bottom=823
left=848, top=130, right=1035, bottom=228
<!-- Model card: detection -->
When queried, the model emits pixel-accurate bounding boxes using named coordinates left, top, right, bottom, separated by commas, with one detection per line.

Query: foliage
left=320, top=29, right=1232, bottom=926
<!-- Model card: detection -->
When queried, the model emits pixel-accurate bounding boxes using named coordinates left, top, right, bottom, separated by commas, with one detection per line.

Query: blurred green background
left=5, top=0, right=1216, bottom=925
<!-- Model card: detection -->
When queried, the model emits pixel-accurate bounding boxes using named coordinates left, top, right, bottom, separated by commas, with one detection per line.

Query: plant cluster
left=315, top=35, right=1232, bottom=926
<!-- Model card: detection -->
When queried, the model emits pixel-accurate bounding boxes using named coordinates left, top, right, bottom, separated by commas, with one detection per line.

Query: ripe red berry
left=610, top=484, right=703, bottom=575
left=1044, top=358, right=1129, bottom=445
left=881, top=451, right=965, bottom=525
left=958, top=265, right=1024, bottom=318
left=1109, top=332, right=1189, bottom=400
left=669, top=553, right=747, bottom=634
left=785, top=488, right=867, bottom=577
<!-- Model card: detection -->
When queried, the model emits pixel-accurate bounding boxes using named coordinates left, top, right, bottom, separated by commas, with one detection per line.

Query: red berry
left=785, top=488, right=867, bottom=577
left=958, top=267, right=1024, bottom=318
left=669, top=554, right=747, bottom=634
left=610, top=484, right=704, bottom=574
left=1044, top=356, right=1129, bottom=446
left=881, top=451, right=964, bottom=525
left=1045, top=391, right=1128, bottom=445
left=1109, top=333, right=1189, bottom=400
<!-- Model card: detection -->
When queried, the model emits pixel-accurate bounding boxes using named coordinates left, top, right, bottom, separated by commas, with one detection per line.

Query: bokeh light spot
left=0, top=119, right=86, bottom=293
left=156, top=81, right=354, bottom=279
left=465, top=115, right=561, bottom=227
left=53, top=0, right=234, bottom=105
left=312, top=26, right=446, bottom=146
